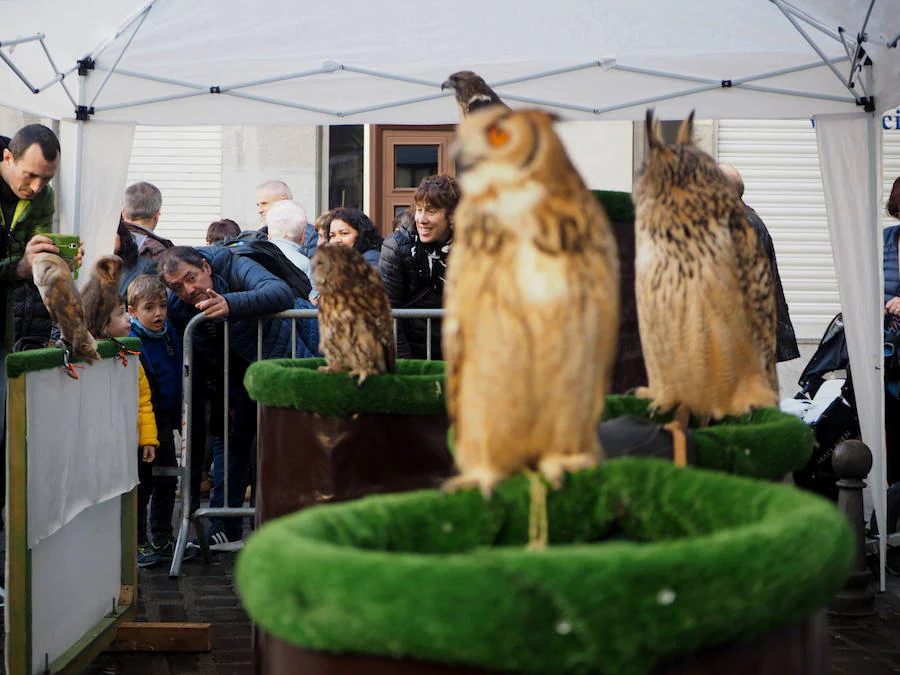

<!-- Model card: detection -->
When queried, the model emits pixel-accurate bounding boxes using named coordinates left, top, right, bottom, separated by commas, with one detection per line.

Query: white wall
left=555, top=121, right=633, bottom=192
left=221, top=125, right=319, bottom=231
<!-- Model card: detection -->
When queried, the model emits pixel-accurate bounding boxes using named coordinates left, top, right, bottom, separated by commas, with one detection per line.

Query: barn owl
left=443, top=107, right=619, bottom=496
left=31, top=252, right=99, bottom=364
left=311, top=243, right=396, bottom=385
left=632, top=109, right=777, bottom=421
left=82, top=255, right=124, bottom=338
left=442, top=71, right=509, bottom=119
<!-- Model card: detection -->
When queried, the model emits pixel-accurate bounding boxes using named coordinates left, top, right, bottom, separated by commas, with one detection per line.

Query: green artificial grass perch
left=236, top=458, right=852, bottom=675
left=5, top=337, right=142, bottom=378
left=244, top=358, right=446, bottom=417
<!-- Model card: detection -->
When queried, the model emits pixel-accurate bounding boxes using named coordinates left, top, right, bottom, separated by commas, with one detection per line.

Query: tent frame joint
left=210, top=86, right=221, bottom=94
left=75, top=105, right=94, bottom=121
left=857, top=95, right=875, bottom=112
left=77, top=57, right=95, bottom=76
left=721, top=79, right=733, bottom=88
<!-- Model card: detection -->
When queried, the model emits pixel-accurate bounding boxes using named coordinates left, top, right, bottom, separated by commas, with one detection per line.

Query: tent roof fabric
left=2, top=0, right=899, bottom=125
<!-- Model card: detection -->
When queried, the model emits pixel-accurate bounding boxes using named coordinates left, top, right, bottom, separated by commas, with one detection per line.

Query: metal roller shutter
left=126, top=126, right=223, bottom=247
left=717, top=119, right=835, bottom=342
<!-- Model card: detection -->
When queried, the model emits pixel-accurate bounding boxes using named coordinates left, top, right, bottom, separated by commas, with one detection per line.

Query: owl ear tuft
left=645, top=108, right=663, bottom=151
left=676, top=110, right=695, bottom=145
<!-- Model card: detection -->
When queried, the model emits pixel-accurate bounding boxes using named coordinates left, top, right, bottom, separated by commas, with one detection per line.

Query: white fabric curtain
left=57, top=121, right=135, bottom=278
left=815, top=111, right=886, bottom=588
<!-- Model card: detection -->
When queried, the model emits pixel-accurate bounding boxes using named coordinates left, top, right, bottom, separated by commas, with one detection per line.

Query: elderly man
left=265, top=199, right=318, bottom=301
left=122, top=181, right=173, bottom=261
left=719, top=163, right=799, bottom=363
left=255, top=179, right=317, bottom=257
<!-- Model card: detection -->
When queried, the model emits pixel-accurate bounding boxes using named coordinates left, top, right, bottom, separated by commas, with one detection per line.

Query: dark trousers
left=137, top=415, right=179, bottom=546
left=208, top=359, right=256, bottom=541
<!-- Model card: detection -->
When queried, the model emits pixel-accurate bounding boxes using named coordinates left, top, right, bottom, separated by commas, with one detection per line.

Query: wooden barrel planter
left=236, top=458, right=851, bottom=675
left=244, top=357, right=455, bottom=523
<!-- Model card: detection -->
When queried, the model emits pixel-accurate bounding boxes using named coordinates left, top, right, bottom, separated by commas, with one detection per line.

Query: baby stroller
left=788, top=313, right=859, bottom=502
left=787, top=313, right=900, bottom=573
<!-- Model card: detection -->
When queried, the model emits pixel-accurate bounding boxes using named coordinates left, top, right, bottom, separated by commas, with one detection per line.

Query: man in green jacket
left=0, top=124, right=67, bottom=348
left=0, top=123, right=67, bottom=527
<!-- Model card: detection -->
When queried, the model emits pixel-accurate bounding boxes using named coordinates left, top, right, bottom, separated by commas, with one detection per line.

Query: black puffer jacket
left=12, top=281, right=52, bottom=349
left=378, top=225, right=446, bottom=360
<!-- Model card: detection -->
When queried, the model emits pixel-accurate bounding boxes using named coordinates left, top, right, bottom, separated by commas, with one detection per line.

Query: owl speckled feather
left=311, top=244, right=396, bottom=385
left=444, top=107, right=619, bottom=496
left=31, top=252, right=99, bottom=363
left=82, top=255, right=125, bottom=338
left=632, top=109, right=777, bottom=420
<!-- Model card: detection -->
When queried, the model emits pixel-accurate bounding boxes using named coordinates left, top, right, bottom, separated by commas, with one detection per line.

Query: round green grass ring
left=236, top=458, right=851, bottom=675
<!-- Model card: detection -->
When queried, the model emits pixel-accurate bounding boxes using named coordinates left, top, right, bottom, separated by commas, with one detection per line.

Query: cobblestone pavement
left=83, top=551, right=252, bottom=675
left=79, top=557, right=900, bottom=675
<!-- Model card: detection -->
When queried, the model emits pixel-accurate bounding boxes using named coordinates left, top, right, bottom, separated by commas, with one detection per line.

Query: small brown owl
left=632, top=110, right=777, bottom=421
left=311, top=244, right=396, bottom=385
left=82, top=255, right=124, bottom=338
left=443, top=107, right=619, bottom=496
left=442, top=70, right=508, bottom=119
left=31, top=252, right=99, bottom=364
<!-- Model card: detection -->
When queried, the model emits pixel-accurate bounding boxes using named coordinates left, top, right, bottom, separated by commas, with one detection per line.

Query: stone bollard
left=827, top=439, right=874, bottom=616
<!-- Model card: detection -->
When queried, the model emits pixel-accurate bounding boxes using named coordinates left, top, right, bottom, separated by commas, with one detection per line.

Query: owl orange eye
left=486, top=125, right=510, bottom=147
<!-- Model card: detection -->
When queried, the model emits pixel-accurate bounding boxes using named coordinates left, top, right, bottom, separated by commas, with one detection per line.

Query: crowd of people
left=0, top=122, right=460, bottom=565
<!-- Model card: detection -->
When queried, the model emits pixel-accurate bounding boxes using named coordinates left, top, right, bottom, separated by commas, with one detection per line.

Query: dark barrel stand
left=243, top=359, right=455, bottom=675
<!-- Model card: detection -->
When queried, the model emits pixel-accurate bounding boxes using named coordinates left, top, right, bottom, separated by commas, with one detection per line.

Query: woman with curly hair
left=326, top=207, right=383, bottom=266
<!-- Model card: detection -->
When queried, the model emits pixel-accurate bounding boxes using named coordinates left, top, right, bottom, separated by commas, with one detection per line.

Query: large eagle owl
left=442, top=71, right=509, bottom=119
left=443, top=107, right=619, bottom=496
left=632, top=110, right=777, bottom=421
left=31, top=252, right=99, bottom=363
left=311, top=243, right=396, bottom=385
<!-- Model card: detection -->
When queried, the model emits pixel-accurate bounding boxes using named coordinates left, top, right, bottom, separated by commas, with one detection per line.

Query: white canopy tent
left=3, top=0, right=900, bottom=586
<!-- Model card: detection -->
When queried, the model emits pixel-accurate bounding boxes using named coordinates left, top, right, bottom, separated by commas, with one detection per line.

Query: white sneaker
left=208, top=529, right=244, bottom=552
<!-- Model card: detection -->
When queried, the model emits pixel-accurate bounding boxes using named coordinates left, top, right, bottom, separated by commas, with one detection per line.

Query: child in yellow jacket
left=99, top=299, right=158, bottom=546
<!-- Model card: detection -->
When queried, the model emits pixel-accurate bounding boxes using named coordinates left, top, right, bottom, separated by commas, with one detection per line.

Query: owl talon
left=537, top=452, right=599, bottom=489
left=442, top=472, right=498, bottom=499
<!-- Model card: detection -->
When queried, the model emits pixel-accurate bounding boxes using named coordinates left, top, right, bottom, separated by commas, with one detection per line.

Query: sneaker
left=208, top=528, right=244, bottom=552
left=137, top=544, right=165, bottom=568
left=151, top=539, right=198, bottom=562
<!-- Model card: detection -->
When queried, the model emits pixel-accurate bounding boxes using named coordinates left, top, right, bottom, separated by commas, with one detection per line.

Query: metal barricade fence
left=169, top=307, right=444, bottom=576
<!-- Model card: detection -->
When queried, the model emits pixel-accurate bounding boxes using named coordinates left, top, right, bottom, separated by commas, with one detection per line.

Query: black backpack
left=221, top=230, right=313, bottom=301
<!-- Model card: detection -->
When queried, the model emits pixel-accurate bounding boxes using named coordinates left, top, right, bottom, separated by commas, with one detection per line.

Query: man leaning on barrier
left=158, top=245, right=319, bottom=551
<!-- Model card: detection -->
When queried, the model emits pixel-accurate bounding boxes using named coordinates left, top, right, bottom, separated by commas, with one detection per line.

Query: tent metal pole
left=89, top=6, right=153, bottom=108
left=492, top=62, right=609, bottom=87
left=87, top=0, right=158, bottom=62
left=500, top=93, right=602, bottom=114
left=772, top=0, right=855, bottom=95
left=729, top=56, right=849, bottom=85
left=342, top=92, right=451, bottom=117
left=93, top=66, right=207, bottom=91
left=612, top=64, right=716, bottom=84
left=865, top=108, right=886, bottom=593
left=0, top=51, right=38, bottom=93
left=93, top=91, right=208, bottom=112
left=222, top=90, right=341, bottom=116
left=591, top=83, right=722, bottom=115
left=769, top=0, right=848, bottom=43
left=735, top=83, right=855, bottom=103
left=221, top=66, right=337, bottom=92
left=0, top=33, right=44, bottom=48
left=340, top=66, right=440, bottom=88
left=72, top=79, right=86, bottom=237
